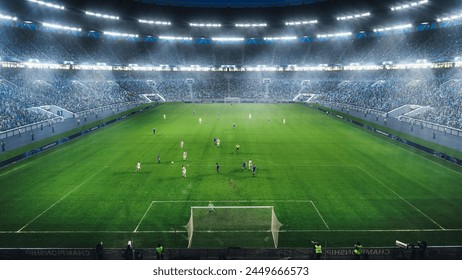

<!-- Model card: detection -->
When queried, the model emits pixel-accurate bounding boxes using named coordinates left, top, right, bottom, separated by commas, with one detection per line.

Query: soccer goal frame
left=185, top=206, right=282, bottom=248
left=224, top=97, right=241, bottom=103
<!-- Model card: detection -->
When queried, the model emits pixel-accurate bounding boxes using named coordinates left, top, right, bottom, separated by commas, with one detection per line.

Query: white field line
left=344, top=120, right=462, bottom=176
left=310, top=201, right=330, bottom=230
left=356, top=165, right=445, bottom=230
left=0, top=161, right=32, bottom=177
left=3, top=228, right=462, bottom=234
left=151, top=200, right=313, bottom=203
left=133, top=201, right=154, bottom=232
left=16, top=166, right=109, bottom=232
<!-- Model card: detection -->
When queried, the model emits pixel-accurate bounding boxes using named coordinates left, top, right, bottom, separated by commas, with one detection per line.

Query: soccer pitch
left=1, top=103, right=461, bottom=249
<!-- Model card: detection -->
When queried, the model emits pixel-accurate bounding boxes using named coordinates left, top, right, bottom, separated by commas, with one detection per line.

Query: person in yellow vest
left=155, top=243, right=164, bottom=260
left=353, top=241, right=363, bottom=259
left=311, top=241, right=322, bottom=260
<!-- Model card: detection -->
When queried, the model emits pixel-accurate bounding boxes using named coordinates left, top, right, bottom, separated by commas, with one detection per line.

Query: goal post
left=224, top=97, right=241, bottom=103
left=185, top=206, right=282, bottom=248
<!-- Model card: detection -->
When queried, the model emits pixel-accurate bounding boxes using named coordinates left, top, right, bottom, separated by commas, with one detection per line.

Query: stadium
left=0, top=0, right=461, bottom=260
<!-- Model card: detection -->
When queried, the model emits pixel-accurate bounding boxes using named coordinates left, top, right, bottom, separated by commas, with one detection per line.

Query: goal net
left=224, top=97, right=241, bottom=103
left=185, top=206, right=282, bottom=248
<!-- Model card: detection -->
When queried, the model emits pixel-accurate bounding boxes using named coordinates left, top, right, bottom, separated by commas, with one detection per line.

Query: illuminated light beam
left=85, top=11, right=119, bottom=20
left=28, top=0, right=64, bottom=10
left=43, top=22, right=81, bottom=32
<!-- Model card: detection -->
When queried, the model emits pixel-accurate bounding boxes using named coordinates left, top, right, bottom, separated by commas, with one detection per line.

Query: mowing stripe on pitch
left=356, top=165, right=445, bottom=230
left=16, top=166, right=108, bottom=233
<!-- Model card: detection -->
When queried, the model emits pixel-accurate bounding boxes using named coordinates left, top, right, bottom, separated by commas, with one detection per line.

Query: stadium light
left=190, top=23, right=221, bottom=27
left=104, top=31, right=138, bottom=38
left=263, top=36, right=297, bottom=41
left=437, top=13, right=462, bottom=22
left=317, top=32, right=352, bottom=38
left=158, top=36, right=193, bottom=41
left=391, top=0, right=428, bottom=11
left=43, top=22, right=81, bottom=32
left=235, top=23, right=267, bottom=27
left=211, top=37, right=245, bottom=42
left=0, top=14, right=18, bottom=21
left=337, top=12, right=370, bottom=21
left=85, top=11, right=119, bottom=20
left=28, top=0, right=64, bottom=10
left=373, top=23, right=412, bottom=32
left=285, top=20, right=317, bottom=26
left=139, top=19, right=171, bottom=26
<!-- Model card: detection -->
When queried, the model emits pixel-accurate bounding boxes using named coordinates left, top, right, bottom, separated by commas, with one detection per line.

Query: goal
left=185, top=206, right=282, bottom=248
left=224, top=97, right=241, bottom=103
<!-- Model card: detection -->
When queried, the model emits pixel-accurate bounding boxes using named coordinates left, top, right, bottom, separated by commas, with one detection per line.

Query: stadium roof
left=132, top=0, right=327, bottom=8
left=2, top=0, right=461, bottom=38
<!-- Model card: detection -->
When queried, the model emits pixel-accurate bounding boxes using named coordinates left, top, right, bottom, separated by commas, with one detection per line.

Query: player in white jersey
left=182, top=165, right=187, bottom=178
left=180, top=140, right=184, bottom=149
left=248, top=159, right=252, bottom=170
left=135, top=161, right=141, bottom=172
left=183, top=151, right=187, bottom=161
left=199, top=117, right=202, bottom=124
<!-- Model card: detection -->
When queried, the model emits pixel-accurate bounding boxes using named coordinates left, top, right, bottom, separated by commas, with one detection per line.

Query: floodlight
left=104, top=31, right=138, bottom=38
left=139, top=19, right=171, bottom=25
left=85, top=11, right=119, bottom=20
left=28, top=0, right=64, bottom=10
left=0, top=14, right=17, bottom=21
left=285, top=20, right=317, bottom=25
left=317, top=32, right=352, bottom=38
left=159, top=36, right=193, bottom=40
left=337, top=12, right=370, bottom=21
left=235, top=23, right=267, bottom=27
left=43, top=22, right=81, bottom=32
left=373, top=23, right=412, bottom=32
left=391, top=0, right=428, bottom=11
left=264, top=36, right=297, bottom=41
left=190, top=23, right=221, bottom=27
left=211, top=37, right=245, bottom=42
left=437, top=13, right=462, bottom=22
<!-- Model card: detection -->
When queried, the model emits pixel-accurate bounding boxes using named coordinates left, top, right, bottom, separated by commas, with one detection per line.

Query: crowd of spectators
left=1, top=23, right=461, bottom=131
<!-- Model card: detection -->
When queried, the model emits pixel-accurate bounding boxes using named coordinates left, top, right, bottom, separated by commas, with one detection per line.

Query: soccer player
left=156, top=154, right=160, bottom=164
left=249, top=113, right=252, bottom=120
left=216, top=138, right=220, bottom=147
left=283, top=118, right=286, bottom=124
left=248, top=159, right=252, bottom=170
left=199, top=117, right=202, bottom=124
left=136, top=161, right=141, bottom=172
left=216, top=162, right=220, bottom=173
left=182, top=165, right=187, bottom=178
left=241, top=160, right=246, bottom=171
left=183, top=151, right=187, bottom=161
left=163, top=114, right=166, bottom=120
left=180, top=140, right=184, bottom=149
left=208, top=201, right=215, bottom=213
left=235, top=144, right=240, bottom=154
left=232, top=122, right=236, bottom=129
left=152, top=128, right=156, bottom=135
left=252, top=164, right=257, bottom=177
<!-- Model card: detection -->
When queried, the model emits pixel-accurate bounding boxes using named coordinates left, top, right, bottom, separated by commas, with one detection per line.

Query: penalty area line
left=310, top=201, right=330, bottom=230
left=355, top=165, right=445, bottom=230
left=133, top=201, right=155, bottom=233
left=16, top=166, right=108, bottom=233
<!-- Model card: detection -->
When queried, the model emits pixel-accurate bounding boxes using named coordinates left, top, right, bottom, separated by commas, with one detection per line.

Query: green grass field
left=1, top=103, right=461, bottom=249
